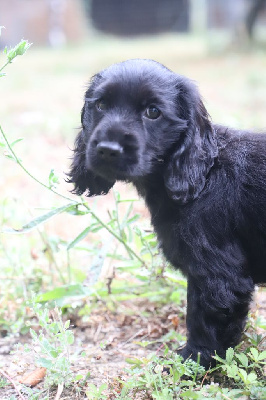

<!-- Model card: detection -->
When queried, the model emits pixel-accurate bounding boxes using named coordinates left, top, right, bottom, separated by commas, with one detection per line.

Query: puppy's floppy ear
left=164, top=78, right=218, bottom=204
left=67, top=129, right=115, bottom=197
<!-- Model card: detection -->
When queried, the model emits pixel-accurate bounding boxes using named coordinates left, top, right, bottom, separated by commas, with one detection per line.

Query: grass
left=0, top=32, right=265, bottom=399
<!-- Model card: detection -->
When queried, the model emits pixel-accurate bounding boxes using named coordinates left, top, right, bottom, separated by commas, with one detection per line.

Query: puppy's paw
left=178, top=344, right=215, bottom=369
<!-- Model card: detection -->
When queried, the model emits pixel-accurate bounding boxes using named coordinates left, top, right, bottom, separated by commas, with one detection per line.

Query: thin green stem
left=83, top=202, right=145, bottom=267
left=0, top=60, right=10, bottom=74
left=0, top=125, right=74, bottom=203
left=66, top=250, right=71, bottom=284
left=114, top=191, right=122, bottom=237
left=40, top=229, right=66, bottom=284
left=113, top=191, right=133, bottom=260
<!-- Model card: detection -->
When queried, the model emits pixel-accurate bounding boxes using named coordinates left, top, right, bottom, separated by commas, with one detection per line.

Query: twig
left=93, top=323, right=102, bottom=343
left=200, top=370, right=210, bottom=388
left=221, top=394, right=233, bottom=400
left=0, top=368, right=26, bottom=400
left=54, top=382, right=64, bottom=400
left=156, top=343, right=165, bottom=354
left=119, top=329, right=146, bottom=347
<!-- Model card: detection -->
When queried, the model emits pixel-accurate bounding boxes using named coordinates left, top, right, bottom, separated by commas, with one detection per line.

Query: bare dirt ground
left=0, top=300, right=185, bottom=399
left=0, top=289, right=265, bottom=399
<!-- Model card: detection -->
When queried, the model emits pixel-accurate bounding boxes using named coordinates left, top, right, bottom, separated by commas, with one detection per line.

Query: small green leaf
left=49, top=322, right=60, bottom=334
left=226, top=364, right=239, bottom=379
left=258, top=350, right=266, bottom=361
left=236, top=353, right=249, bottom=368
left=50, top=350, right=59, bottom=358
left=41, top=338, right=53, bottom=351
left=247, top=372, right=258, bottom=384
left=249, top=347, right=259, bottom=361
left=30, top=328, right=38, bottom=340
left=237, top=368, right=247, bottom=382
left=125, top=214, right=140, bottom=225
left=67, top=226, right=92, bottom=250
left=90, top=222, right=104, bottom=233
left=170, top=291, right=181, bottom=304
left=10, top=137, right=23, bottom=147
left=74, top=374, right=83, bottom=381
left=6, top=40, right=32, bottom=62
left=125, top=358, right=143, bottom=366
left=48, top=168, right=60, bottom=189
left=180, top=390, right=199, bottom=398
left=35, top=284, right=88, bottom=303
left=64, top=320, right=70, bottom=329
left=4, top=152, right=17, bottom=162
left=37, top=358, right=53, bottom=369
left=134, top=341, right=154, bottom=348
left=225, top=347, right=234, bottom=364
left=65, top=204, right=90, bottom=215
left=99, top=383, right=107, bottom=392
left=2, top=202, right=78, bottom=233
left=66, top=331, right=74, bottom=345
left=121, top=230, right=127, bottom=241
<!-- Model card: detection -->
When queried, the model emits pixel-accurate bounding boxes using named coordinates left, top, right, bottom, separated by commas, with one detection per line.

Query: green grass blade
left=2, top=202, right=78, bottom=233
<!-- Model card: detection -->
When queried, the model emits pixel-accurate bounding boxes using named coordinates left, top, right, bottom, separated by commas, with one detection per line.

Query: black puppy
left=68, top=59, right=266, bottom=367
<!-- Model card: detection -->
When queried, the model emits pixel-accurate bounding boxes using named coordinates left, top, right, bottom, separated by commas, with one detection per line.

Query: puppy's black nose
left=96, top=141, right=123, bottom=160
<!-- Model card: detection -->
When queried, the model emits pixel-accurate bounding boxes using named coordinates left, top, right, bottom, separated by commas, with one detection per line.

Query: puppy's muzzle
left=96, top=141, right=123, bottom=162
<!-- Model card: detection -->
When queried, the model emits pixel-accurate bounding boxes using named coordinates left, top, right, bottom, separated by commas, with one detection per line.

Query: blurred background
left=1, top=0, right=266, bottom=179
left=1, top=0, right=266, bottom=193
left=0, top=0, right=266, bottom=327
left=1, top=0, right=266, bottom=46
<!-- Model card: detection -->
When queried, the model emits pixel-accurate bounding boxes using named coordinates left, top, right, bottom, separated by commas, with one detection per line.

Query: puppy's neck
left=133, top=173, right=174, bottom=212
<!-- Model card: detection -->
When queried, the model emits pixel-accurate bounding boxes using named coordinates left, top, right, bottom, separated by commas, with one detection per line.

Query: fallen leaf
left=19, top=367, right=46, bottom=387
left=168, top=314, right=179, bottom=329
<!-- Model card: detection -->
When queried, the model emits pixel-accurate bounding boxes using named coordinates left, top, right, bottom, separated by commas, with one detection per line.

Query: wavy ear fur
left=67, top=130, right=115, bottom=197
left=164, top=78, right=218, bottom=204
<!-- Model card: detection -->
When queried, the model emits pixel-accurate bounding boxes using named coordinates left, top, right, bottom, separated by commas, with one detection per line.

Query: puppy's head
left=68, top=59, right=217, bottom=203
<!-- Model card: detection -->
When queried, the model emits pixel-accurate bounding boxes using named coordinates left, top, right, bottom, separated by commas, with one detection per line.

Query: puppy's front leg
left=179, top=273, right=254, bottom=368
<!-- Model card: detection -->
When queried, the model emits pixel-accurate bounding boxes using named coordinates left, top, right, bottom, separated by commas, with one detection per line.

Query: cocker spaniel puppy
left=68, top=59, right=266, bottom=367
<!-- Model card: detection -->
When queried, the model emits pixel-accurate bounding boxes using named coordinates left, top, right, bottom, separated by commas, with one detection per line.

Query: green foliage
left=212, top=346, right=266, bottom=387
left=86, top=383, right=108, bottom=399
left=0, top=376, right=8, bottom=389
left=117, top=351, right=204, bottom=399
left=115, top=342, right=266, bottom=399
left=0, top=31, right=31, bottom=77
left=15, top=297, right=90, bottom=399
left=22, top=298, right=76, bottom=387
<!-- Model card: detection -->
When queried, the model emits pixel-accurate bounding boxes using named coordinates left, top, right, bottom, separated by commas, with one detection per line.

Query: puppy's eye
left=96, top=100, right=107, bottom=111
left=145, top=106, right=161, bottom=120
